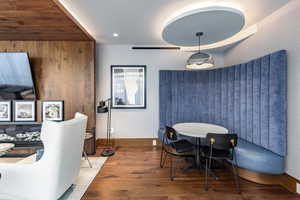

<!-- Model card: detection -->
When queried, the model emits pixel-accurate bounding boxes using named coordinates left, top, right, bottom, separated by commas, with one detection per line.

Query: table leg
left=195, top=138, right=201, bottom=169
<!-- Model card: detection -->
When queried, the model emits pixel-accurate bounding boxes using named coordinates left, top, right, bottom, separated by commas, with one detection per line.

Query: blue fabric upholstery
left=231, top=139, right=285, bottom=174
left=159, top=50, right=287, bottom=156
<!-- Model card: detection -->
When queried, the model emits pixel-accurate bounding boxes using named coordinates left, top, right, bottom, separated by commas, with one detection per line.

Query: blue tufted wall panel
left=159, top=50, right=287, bottom=156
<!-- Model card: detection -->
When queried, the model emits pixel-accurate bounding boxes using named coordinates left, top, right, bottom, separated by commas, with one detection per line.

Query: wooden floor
left=82, top=146, right=300, bottom=200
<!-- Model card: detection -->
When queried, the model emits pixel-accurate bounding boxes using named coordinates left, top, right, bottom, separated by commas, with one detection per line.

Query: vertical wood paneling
left=0, top=41, right=95, bottom=130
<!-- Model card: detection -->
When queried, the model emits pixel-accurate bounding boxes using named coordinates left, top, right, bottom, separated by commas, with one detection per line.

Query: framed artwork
left=0, top=101, right=11, bottom=122
left=14, top=100, right=36, bottom=122
left=111, top=65, right=146, bottom=109
left=42, top=100, right=64, bottom=121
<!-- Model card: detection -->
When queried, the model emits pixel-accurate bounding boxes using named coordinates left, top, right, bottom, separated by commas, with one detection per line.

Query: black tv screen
left=0, top=52, right=36, bottom=100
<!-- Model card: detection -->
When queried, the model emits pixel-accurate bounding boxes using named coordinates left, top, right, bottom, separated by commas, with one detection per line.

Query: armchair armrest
left=0, top=162, right=47, bottom=200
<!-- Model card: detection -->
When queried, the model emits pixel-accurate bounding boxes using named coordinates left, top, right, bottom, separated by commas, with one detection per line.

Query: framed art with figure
left=13, top=100, right=36, bottom=122
left=42, top=100, right=64, bottom=121
left=0, top=101, right=11, bottom=122
left=111, top=65, right=146, bottom=109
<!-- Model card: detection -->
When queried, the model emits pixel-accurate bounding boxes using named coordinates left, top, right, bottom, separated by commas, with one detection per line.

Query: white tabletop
left=173, top=123, right=228, bottom=138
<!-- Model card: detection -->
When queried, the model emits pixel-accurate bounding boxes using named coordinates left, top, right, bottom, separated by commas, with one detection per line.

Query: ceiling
left=60, top=0, right=290, bottom=45
left=0, top=0, right=93, bottom=41
left=162, top=6, right=245, bottom=46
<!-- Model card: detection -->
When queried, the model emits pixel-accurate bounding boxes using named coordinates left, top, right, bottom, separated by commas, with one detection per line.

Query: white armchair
left=0, top=112, right=88, bottom=200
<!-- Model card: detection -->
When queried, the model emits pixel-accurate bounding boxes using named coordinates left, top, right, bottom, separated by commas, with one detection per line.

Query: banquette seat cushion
left=233, top=139, right=285, bottom=174
left=160, top=128, right=285, bottom=174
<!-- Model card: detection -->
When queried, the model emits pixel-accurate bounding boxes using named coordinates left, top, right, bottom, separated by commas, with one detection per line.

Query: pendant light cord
left=198, top=34, right=201, bottom=53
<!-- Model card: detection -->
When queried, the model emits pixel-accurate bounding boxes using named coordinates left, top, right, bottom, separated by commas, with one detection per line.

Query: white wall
left=96, top=0, right=300, bottom=180
left=223, top=1, right=300, bottom=179
left=96, top=45, right=224, bottom=139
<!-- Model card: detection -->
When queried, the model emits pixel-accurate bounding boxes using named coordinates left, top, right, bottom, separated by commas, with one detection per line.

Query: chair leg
left=231, top=162, right=240, bottom=193
left=162, top=152, right=168, bottom=168
left=83, top=151, right=92, bottom=168
left=160, top=151, right=168, bottom=168
left=204, top=158, right=209, bottom=191
left=170, top=156, right=174, bottom=181
left=160, top=149, right=164, bottom=168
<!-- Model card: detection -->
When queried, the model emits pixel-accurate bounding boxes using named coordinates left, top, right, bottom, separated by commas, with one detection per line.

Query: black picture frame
left=13, top=100, right=36, bottom=122
left=42, top=100, right=64, bottom=121
left=0, top=101, right=12, bottom=122
left=111, top=65, right=147, bottom=109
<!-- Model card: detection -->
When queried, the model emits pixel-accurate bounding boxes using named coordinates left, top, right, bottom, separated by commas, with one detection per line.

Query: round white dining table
left=173, top=123, right=228, bottom=138
left=173, top=122, right=228, bottom=169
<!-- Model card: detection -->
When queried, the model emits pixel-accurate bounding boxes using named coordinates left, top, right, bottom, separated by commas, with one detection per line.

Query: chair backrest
left=165, top=126, right=178, bottom=141
left=39, top=112, right=88, bottom=198
left=206, top=133, right=238, bottom=150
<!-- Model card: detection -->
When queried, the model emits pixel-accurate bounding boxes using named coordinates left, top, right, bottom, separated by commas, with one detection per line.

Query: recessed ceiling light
left=113, top=33, right=119, bottom=37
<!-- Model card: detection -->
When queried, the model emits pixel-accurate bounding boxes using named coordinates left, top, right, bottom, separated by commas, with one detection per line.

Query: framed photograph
left=42, top=100, right=64, bottom=121
left=0, top=101, right=12, bottom=122
left=111, top=65, right=146, bottom=109
left=14, top=100, right=36, bottom=122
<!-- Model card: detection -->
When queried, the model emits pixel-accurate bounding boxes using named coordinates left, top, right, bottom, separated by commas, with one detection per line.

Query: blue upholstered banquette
left=233, top=139, right=284, bottom=174
left=159, top=50, right=287, bottom=174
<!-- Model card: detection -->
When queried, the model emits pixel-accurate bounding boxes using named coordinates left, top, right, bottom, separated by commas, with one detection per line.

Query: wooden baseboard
left=238, top=167, right=300, bottom=193
left=280, top=173, right=300, bottom=194
left=96, top=138, right=160, bottom=148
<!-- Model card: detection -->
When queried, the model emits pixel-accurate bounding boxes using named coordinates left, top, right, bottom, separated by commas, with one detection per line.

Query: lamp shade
left=97, top=106, right=108, bottom=113
left=186, top=51, right=214, bottom=70
left=97, top=100, right=109, bottom=113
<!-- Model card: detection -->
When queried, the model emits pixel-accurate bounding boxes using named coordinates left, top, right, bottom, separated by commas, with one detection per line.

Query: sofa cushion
left=231, top=139, right=284, bottom=174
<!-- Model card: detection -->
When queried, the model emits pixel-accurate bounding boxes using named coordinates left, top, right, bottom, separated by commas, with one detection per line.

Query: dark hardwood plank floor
left=82, top=146, right=300, bottom=200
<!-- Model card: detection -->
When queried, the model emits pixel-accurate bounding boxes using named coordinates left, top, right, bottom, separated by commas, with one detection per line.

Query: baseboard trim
left=96, top=138, right=160, bottom=148
left=238, top=167, right=300, bottom=193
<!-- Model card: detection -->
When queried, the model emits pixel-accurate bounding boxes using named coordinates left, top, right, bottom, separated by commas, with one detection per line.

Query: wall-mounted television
left=0, top=52, right=36, bottom=100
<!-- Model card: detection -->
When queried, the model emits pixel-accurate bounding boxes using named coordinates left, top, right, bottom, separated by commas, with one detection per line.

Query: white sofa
left=0, top=113, right=88, bottom=200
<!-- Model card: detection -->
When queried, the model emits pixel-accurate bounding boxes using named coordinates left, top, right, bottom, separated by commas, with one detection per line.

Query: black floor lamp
left=97, top=98, right=114, bottom=157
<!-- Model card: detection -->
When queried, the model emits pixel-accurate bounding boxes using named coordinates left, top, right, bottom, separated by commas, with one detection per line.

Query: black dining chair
left=202, top=133, right=240, bottom=192
left=160, top=126, right=195, bottom=181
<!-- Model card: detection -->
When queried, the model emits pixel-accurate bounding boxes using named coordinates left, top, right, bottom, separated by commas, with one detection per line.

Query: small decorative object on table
left=97, top=98, right=114, bottom=157
left=0, top=143, right=15, bottom=156
left=42, top=100, right=64, bottom=121
left=0, top=101, right=12, bottom=122
left=13, top=100, right=36, bottom=122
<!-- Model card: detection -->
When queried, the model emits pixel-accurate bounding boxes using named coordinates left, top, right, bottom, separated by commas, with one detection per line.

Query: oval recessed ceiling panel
left=162, top=6, right=245, bottom=47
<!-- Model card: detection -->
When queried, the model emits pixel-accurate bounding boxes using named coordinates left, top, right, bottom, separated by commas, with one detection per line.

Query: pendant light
left=186, top=32, right=214, bottom=69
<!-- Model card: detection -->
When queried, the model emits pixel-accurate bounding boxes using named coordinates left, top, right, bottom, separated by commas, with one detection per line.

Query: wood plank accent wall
left=0, top=41, right=96, bottom=130
left=0, top=0, right=93, bottom=41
